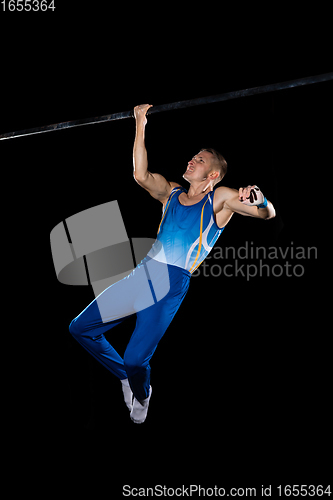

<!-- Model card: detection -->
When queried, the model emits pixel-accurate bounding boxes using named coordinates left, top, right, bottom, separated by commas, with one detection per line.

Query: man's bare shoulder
left=170, top=182, right=182, bottom=189
left=159, top=182, right=183, bottom=207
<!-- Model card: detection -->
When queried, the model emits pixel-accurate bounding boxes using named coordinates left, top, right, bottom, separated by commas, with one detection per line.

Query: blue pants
left=69, top=257, right=191, bottom=401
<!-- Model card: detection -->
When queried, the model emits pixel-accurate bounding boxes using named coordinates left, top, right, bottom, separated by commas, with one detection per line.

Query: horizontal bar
left=149, top=72, right=333, bottom=114
left=0, top=109, right=134, bottom=141
left=1, top=72, right=332, bottom=141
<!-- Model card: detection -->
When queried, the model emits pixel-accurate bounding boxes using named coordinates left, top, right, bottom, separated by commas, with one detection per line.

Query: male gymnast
left=69, top=104, right=276, bottom=424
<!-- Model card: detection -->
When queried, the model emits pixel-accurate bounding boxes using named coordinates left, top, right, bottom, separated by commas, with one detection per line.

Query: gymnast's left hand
left=239, top=185, right=265, bottom=206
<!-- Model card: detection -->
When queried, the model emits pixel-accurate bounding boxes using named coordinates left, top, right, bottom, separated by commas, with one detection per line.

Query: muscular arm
left=133, top=104, right=179, bottom=204
left=214, top=185, right=276, bottom=226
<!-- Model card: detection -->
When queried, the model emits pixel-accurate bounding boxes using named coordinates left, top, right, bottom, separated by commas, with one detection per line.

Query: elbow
left=133, top=173, right=143, bottom=186
left=133, top=170, right=149, bottom=185
left=133, top=166, right=142, bottom=182
left=265, top=203, right=276, bottom=220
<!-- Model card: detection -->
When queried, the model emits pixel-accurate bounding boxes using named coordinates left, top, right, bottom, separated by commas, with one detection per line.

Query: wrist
left=135, top=122, right=146, bottom=138
left=135, top=118, right=147, bottom=129
left=257, top=196, right=268, bottom=209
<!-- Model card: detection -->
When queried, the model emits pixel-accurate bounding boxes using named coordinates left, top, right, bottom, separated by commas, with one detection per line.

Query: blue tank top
left=148, top=187, right=225, bottom=273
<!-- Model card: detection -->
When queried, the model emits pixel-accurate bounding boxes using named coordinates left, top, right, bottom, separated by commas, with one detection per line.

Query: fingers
left=239, top=185, right=258, bottom=204
left=134, top=104, right=153, bottom=110
left=134, top=104, right=153, bottom=115
left=239, top=185, right=252, bottom=202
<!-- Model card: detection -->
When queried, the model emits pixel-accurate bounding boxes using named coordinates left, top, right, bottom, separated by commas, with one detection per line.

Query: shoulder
left=170, top=182, right=182, bottom=190
left=167, top=182, right=183, bottom=197
left=160, top=182, right=183, bottom=208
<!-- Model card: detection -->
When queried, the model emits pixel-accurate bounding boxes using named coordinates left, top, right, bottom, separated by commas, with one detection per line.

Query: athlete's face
left=183, top=151, right=215, bottom=183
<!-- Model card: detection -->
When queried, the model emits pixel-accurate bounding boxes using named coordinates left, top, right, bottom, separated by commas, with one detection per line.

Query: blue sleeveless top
left=148, top=187, right=225, bottom=274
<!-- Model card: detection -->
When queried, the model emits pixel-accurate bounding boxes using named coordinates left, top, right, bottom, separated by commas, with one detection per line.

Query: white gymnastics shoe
left=121, top=379, right=133, bottom=412
left=130, top=386, right=152, bottom=424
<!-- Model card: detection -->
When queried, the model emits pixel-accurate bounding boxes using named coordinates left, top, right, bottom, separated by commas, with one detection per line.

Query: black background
left=1, top=2, right=331, bottom=492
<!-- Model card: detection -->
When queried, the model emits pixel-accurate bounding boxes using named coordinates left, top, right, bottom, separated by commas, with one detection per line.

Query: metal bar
left=1, top=72, right=332, bottom=141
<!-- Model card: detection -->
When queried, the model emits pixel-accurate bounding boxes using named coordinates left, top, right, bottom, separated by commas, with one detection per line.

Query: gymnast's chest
left=163, top=202, right=203, bottom=231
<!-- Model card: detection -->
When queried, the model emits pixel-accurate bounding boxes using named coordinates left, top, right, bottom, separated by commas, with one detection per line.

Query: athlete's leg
left=124, top=265, right=190, bottom=423
left=69, top=298, right=128, bottom=379
left=69, top=258, right=190, bottom=421
left=69, top=260, right=158, bottom=381
left=124, top=264, right=191, bottom=402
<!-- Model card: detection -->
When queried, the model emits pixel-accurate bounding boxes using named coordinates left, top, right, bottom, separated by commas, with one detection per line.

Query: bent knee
left=69, top=318, right=83, bottom=337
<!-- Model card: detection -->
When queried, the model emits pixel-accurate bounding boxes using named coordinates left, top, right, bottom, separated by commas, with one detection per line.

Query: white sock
left=130, top=386, right=152, bottom=424
left=121, top=379, right=133, bottom=411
